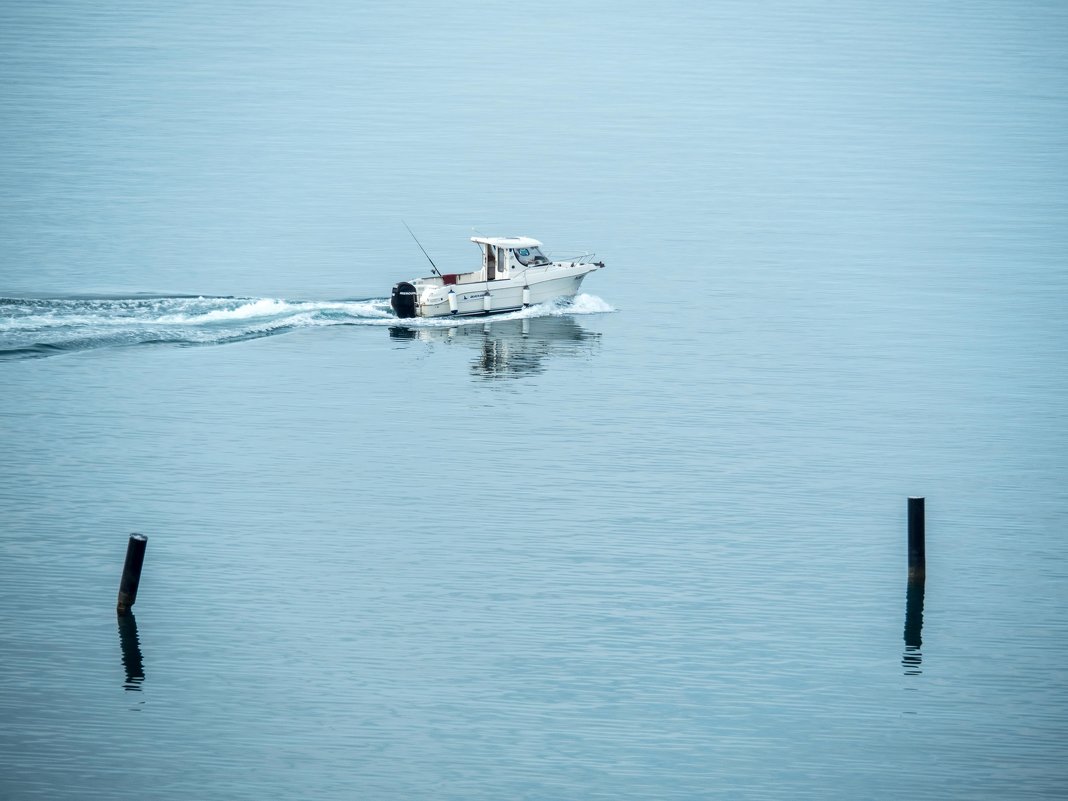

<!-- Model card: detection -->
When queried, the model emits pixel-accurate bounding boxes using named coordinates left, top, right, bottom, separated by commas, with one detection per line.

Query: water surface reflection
left=117, top=613, right=145, bottom=692
left=390, top=315, right=601, bottom=380
left=902, top=577, right=925, bottom=676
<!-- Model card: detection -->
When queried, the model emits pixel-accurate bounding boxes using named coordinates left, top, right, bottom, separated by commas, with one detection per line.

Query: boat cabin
left=440, top=236, right=550, bottom=285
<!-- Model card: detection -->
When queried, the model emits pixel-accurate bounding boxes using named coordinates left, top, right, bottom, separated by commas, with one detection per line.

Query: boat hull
left=392, top=263, right=601, bottom=319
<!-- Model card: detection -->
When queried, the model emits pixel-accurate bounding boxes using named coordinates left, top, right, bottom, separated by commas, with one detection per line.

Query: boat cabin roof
left=470, top=235, right=543, bottom=249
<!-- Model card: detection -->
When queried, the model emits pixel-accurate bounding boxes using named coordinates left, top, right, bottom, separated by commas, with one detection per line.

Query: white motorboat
left=390, top=236, right=604, bottom=319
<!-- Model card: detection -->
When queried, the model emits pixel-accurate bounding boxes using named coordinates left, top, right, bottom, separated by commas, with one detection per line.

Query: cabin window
left=513, top=246, right=549, bottom=266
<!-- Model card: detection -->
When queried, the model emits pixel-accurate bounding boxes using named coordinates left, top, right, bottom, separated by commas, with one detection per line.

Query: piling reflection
left=117, top=612, right=145, bottom=691
left=389, top=315, right=601, bottom=380
left=902, top=577, right=925, bottom=675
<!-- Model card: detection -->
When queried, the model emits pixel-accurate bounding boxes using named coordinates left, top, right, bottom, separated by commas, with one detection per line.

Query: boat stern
left=390, top=281, right=418, bottom=318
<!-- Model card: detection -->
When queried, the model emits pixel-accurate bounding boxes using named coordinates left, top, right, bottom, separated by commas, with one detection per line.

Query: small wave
left=0, top=293, right=614, bottom=360
left=549, top=293, right=615, bottom=316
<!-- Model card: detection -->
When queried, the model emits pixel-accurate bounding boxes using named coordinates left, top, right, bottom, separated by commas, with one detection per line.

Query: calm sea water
left=2, top=2, right=1067, bottom=799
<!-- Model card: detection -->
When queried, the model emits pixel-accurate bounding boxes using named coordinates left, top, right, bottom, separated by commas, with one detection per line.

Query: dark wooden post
left=117, top=534, right=148, bottom=614
left=907, top=497, right=925, bottom=581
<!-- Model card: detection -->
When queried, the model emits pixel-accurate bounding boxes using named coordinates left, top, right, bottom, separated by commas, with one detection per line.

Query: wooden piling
left=908, top=497, right=925, bottom=581
left=117, top=534, right=148, bottom=614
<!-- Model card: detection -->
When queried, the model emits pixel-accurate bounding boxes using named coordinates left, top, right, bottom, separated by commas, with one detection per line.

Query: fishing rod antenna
left=402, top=221, right=442, bottom=278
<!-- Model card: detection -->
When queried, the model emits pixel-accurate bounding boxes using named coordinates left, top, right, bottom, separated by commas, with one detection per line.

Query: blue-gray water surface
left=2, top=2, right=1067, bottom=799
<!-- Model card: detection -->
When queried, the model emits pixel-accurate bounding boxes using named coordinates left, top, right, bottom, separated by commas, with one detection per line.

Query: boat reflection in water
left=389, top=315, right=602, bottom=380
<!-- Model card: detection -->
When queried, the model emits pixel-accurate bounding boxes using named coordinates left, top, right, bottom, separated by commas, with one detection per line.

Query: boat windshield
left=512, top=246, right=550, bottom=266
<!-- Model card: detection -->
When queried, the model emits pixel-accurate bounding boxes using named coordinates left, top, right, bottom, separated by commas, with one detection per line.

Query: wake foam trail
left=0, top=293, right=614, bottom=360
left=0, top=295, right=390, bottom=360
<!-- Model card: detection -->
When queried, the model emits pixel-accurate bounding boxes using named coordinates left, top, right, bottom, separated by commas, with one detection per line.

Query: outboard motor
left=391, top=281, right=418, bottom=318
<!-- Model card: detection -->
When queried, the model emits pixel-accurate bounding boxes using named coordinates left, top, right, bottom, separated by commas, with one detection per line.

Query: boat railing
left=515, top=255, right=597, bottom=280
left=551, top=251, right=596, bottom=264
